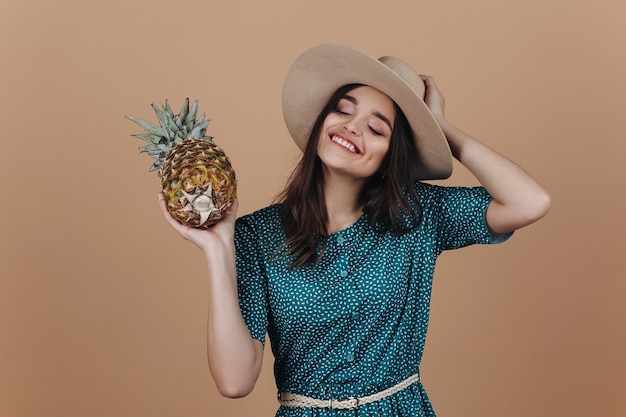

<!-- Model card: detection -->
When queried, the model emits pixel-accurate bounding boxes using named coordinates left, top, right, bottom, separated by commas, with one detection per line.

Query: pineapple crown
left=126, top=98, right=212, bottom=172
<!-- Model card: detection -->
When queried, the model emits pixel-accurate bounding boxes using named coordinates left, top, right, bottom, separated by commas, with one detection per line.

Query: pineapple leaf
left=128, top=99, right=217, bottom=173
left=164, top=100, right=174, bottom=118
left=133, top=133, right=163, bottom=144
left=190, top=124, right=204, bottom=139
left=178, top=98, right=190, bottom=124
left=149, top=161, right=161, bottom=172
left=198, top=113, right=211, bottom=127
left=125, top=115, right=165, bottom=136
left=151, top=104, right=173, bottom=139
left=185, top=100, right=199, bottom=125
left=138, top=144, right=159, bottom=154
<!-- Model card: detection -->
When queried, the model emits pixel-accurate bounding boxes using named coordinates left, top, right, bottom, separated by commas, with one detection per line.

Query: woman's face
left=317, top=85, right=395, bottom=181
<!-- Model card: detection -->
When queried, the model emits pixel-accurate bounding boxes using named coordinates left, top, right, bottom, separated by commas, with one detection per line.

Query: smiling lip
left=330, top=134, right=360, bottom=154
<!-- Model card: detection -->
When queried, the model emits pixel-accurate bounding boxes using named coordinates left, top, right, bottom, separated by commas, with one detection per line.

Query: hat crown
left=378, top=56, right=426, bottom=101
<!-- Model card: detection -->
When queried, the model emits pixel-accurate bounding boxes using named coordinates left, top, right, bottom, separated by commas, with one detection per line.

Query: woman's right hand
left=157, top=192, right=238, bottom=252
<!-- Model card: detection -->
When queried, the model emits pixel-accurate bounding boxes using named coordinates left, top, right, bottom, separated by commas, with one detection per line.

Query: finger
left=209, top=199, right=238, bottom=235
left=420, top=75, right=440, bottom=94
left=225, top=198, right=239, bottom=220
left=157, top=192, right=173, bottom=220
left=157, top=192, right=191, bottom=233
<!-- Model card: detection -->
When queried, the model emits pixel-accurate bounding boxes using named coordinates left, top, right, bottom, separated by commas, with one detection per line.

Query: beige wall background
left=1, top=0, right=624, bottom=416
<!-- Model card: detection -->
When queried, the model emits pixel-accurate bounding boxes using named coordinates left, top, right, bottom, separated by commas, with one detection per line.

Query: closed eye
left=369, top=126, right=383, bottom=136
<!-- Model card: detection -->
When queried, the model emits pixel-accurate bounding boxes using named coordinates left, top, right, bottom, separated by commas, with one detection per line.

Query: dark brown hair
left=278, top=84, right=422, bottom=267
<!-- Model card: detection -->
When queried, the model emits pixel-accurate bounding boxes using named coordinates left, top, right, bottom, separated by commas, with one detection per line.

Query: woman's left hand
left=420, top=75, right=446, bottom=121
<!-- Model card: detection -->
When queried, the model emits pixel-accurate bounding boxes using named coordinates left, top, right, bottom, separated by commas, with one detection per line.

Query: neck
left=323, top=171, right=365, bottom=234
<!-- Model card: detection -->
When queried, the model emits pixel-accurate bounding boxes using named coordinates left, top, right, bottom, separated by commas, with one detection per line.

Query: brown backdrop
left=1, top=0, right=625, bottom=416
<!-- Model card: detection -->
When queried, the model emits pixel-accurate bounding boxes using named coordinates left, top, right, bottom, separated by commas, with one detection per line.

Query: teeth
left=331, top=135, right=357, bottom=153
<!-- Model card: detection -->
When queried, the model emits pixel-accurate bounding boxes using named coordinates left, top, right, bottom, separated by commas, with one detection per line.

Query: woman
left=158, top=44, right=551, bottom=416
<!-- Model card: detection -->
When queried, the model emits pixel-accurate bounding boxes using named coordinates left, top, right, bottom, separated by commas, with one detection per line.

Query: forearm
left=204, top=245, right=263, bottom=398
left=438, top=118, right=551, bottom=233
left=157, top=196, right=262, bottom=396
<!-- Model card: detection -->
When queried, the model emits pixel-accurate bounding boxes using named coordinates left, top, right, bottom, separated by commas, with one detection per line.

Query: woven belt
left=277, top=372, right=421, bottom=410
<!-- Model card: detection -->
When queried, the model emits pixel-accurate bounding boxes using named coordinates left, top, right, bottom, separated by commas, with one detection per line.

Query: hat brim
left=282, top=44, right=452, bottom=180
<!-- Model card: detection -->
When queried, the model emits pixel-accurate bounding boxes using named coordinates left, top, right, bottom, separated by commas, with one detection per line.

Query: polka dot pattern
left=234, top=182, right=512, bottom=416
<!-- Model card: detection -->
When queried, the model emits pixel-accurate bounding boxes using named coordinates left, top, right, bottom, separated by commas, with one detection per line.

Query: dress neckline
left=327, top=212, right=367, bottom=238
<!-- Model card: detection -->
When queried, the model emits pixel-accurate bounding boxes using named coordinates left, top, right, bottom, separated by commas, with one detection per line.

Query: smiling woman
left=317, top=86, right=395, bottom=181
left=157, top=44, right=551, bottom=416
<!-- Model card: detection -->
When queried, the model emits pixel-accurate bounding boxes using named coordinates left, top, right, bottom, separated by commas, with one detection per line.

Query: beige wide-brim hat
left=282, top=44, right=453, bottom=180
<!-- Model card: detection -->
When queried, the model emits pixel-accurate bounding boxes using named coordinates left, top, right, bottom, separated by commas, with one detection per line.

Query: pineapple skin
left=160, top=138, right=237, bottom=229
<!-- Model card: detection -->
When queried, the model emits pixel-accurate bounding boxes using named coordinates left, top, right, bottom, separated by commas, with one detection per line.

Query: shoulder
left=235, top=203, right=284, bottom=239
left=413, top=181, right=491, bottom=203
left=412, top=181, right=448, bottom=209
left=413, top=181, right=439, bottom=198
left=412, top=181, right=495, bottom=221
left=238, top=203, right=283, bottom=224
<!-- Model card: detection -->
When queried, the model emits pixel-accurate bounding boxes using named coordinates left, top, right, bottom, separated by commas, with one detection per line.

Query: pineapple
left=126, top=99, right=236, bottom=229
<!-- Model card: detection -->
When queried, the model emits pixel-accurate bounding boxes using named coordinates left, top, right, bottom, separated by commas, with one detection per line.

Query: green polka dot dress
left=234, top=182, right=512, bottom=416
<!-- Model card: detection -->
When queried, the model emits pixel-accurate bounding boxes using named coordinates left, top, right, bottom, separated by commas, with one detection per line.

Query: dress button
left=345, top=352, right=355, bottom=362
left=351, top=311, right=360, bottom=321
left=339, top=270, right=348, bottom=278
left=337, top=236, right=345, bottom=244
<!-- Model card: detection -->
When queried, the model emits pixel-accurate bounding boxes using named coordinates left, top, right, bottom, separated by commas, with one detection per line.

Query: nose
left=343, top=119, right=361, bottom=135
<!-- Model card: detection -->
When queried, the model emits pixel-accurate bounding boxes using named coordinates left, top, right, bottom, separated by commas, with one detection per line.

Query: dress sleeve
left=429, top=185, right=513, bottom=252
left=234, top=217, right=269, bottom=345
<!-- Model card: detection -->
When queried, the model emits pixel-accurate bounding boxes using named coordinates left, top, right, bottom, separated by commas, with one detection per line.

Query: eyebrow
left=342, top=94, right=393, bottom=130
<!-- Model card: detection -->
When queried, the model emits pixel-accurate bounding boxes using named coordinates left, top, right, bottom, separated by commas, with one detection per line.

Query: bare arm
left=421, top=75, right=552, bottom=234
left=158, top=194, right=263, bottom=398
